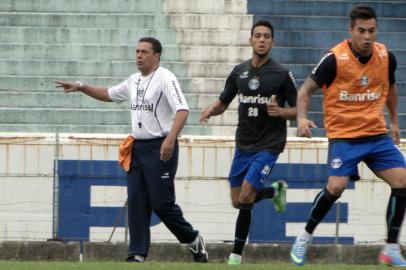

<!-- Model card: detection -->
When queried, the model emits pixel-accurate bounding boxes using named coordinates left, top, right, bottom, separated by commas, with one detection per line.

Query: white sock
left=300, top=230, right=313, bottom=240
left=384, top=243, right=400, bottom=253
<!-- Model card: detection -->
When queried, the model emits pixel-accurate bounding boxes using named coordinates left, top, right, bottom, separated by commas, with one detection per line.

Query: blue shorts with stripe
left=228, top=148, right=279, bottom=190
left=328, top=135, right=406, bottom=180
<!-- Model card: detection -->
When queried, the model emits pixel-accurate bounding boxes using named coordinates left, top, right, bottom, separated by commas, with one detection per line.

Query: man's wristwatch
left=75, top=81, right=83, bottom=90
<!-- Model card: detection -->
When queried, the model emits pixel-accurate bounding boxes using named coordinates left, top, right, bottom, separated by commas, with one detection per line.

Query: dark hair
left=349, top=4, right=377, bottom=27
left=251, top=20, right=274, bottom=39
left=138, top=37, right=162, bottom=54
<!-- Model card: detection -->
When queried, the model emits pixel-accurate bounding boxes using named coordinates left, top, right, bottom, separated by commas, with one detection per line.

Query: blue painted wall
left=58, top=161, right=353, bottom=243
left=250, top=164, right=354, bottom=244
left=58, top=160, right=160, bottom=241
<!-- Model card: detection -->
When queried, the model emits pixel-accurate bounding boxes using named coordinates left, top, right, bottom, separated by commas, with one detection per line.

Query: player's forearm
left=279, top=107, right=297, bottom=120
left=80, top=85, right=112, bottom=102
left=386, top=84, right=399, bottom=126
left=208, top=99, right=228, bottom=116
left=167, top=110, right=189, bottom=140
left=297, top=77, right=318, bottom=120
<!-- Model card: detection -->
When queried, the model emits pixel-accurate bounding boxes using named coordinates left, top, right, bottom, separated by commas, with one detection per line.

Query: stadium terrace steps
left=0, top=0, right=405, bottom=135
left=0, top=123, right=132, bottom=134
left=0, top=60, right=233, bottom=78
left=0, top=76, right=127, bottom=92
left=5, top=89, right=406, bottom=116
left=0, top=91, right=128, bottom=109
left=0, top=43, right=313, bottom=63
left=274, top=31, right=406, bottom=50
left=0, top=92, right=232, bottom=111
left=2, top=60, right=404, bottom=83
left=0, top=123, right=232, bottom=135
left=167, top=14, right=253, bottom=30
left=254, top=15, right=406, bottom=32
left=0, top=0, right=162, bottom=13
left=162, top=0, right=248, bottom=14
left=0, top=0, right=184, bottom=133
left=0, top=76, right=228, bottom=95
left=248, top=0, right=406, bottom=18
left=0, top=108, right=237, bottom=126
left=2, top=44, right=406, bottom=64
left=0, top=27, right=179, bottom=45
left=246, top=0, right=406, bottom=137
left=0, top=13, right=170, bottom=28
left=0, top=44, right=182, bottom=61
left=167, top=14, right=406, bottom=32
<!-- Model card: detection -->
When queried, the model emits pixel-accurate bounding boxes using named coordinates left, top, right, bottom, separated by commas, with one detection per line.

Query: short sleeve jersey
left=311, top=47, right=397, bottom=88
left=219, top=59, right=297, bottom=153
left=311, top=41, right=396, bottom=139
left=108, top=66, right=189, bottom=139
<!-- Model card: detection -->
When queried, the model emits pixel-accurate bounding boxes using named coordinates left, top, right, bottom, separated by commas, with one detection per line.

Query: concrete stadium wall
left=0, top=133, right=405, bottom=245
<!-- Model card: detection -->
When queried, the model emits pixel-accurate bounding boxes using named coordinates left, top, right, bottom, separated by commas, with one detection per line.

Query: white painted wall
left=0, top=133, right=405, bottom=245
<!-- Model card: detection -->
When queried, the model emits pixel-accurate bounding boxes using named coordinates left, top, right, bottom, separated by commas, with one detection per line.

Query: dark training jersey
left=219, top=58, right=297, bottom=153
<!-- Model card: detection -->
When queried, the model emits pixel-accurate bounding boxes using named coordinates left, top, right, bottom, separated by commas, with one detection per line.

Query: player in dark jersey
left=290, top=5, right=406, bottom=267
left=200, top=20, right=297, bottom=264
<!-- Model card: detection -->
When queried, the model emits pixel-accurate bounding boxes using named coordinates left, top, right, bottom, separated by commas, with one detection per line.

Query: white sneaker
left=379, top=243, right=406, bottom=267
left=290, top=230, right=312, bottom=266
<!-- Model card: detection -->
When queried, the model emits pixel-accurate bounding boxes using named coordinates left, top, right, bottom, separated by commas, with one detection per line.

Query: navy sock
left=254, top=187, right=275, bottom=202
left=232, top=208, right=252, bottom=255
left=305, top=188, right=339, bottom=234
left=387, top=188, right=406, bottom=243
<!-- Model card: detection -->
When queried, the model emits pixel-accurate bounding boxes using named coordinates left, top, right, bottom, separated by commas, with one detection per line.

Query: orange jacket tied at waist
left=119, top=135, right=135, bottom=172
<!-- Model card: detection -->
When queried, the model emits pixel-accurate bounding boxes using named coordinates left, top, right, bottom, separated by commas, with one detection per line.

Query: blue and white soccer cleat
left=290, top=232, right=312, bottom=266
left=379, top=244, right=406, bottom=267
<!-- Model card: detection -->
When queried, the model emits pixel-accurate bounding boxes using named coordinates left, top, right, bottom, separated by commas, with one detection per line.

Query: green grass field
left=0, top=261, right=391, bottom=270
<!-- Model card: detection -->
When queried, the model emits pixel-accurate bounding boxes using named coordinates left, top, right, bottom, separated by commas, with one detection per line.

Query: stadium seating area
left=0, top=0, right=405, bottom=136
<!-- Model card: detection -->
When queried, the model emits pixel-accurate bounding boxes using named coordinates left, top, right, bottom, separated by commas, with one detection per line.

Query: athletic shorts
left=228, top=148, right=279, bottom=190
left=328, top=135, right=406, bottom=180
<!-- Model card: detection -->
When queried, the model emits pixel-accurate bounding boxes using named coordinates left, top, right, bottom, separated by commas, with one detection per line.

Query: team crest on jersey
left=360, top=76, right=368, bottom=86
left=248, top=77, right=260, bottom=90
left=137, top=87, right=145, bottom=96
left=240, top=70, right=249, bottom=79
left=330, top=158, right=342, bottom=169
left=261, top=165, right=271, bottom=176
left=378, top=49, right=387, bottom=58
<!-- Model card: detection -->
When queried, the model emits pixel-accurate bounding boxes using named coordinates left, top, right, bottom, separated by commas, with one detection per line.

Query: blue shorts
left=328, top=135, right=406, bottom=180
left=228, top=148, right=279, bottom=190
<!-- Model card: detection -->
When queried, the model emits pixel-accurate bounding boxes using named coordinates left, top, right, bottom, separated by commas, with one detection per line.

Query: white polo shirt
left=108, top=66, right=189, bottom=139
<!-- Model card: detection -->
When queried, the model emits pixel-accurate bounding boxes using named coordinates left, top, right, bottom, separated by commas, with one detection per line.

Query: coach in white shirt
left=56, top=37, right=208, bottom=263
